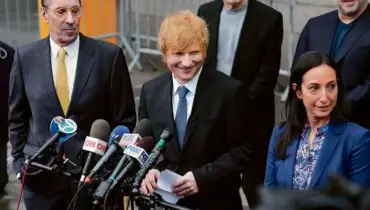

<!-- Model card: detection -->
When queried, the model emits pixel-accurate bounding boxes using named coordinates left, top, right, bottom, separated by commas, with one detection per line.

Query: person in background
left=8, top=0, right=136, bottom=209
left=265, top=51, right=370, bottom=190
left=0, top=40, right=15, bottom=197
left=138, top=10, right=253, bottom=210
left=197, top=0, right=283, bottom=207
left=293, top=0, right=370, bottom=129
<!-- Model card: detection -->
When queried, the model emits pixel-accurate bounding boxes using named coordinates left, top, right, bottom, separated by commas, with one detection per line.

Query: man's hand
left=140, top=169, right=160, bottom=195
left=172, top=171, right=199, bottom=196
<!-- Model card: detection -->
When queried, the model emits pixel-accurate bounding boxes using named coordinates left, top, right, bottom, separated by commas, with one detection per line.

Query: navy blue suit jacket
left=8, top=34, right=136, bottom=174
left=293, top=5, right=370, bottom=129
left=0, top=41, right=14, bottom=139
left=264, top=122, right=370, bottom=189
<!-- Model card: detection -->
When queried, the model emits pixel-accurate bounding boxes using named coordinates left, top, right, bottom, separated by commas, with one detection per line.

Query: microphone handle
left=94, top=159, right=136, bottom=200
left=87, top=144, right=118, bottom=178
left=132, top=149, right=161, bottom=193
left=79, top=152, right=93, bottom=186
left=26, top=133, right=59, bottom=164
left=110, top=160, right=135, bottom=191
left=29, top=161, right=71, bottom=177
left=110, top=155, right=129, bottom=180
left=93, top=155, right=130, bottom=198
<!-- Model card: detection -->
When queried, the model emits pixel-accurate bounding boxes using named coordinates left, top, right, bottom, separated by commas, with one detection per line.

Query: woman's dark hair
left=277, top=51, right=349, bottom=159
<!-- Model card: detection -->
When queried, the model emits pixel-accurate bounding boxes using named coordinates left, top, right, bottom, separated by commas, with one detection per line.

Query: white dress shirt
left=172, top=68, right=202, bottom=122
left=50, top=36, right=80, bottom=100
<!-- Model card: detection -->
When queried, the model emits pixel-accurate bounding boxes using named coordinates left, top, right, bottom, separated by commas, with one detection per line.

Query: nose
left=65, top=12, right=74, bottom=24
left=180, top=54, right=192, bottom=67
left=319, top=89, right=329, bottom=103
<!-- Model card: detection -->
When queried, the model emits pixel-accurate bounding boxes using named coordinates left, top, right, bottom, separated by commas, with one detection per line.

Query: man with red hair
left=138, top=10, right=254, bottom=210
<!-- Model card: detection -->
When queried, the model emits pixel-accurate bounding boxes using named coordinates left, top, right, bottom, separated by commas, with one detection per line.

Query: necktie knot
left=178, top=86, right=189, bottom=99
left=58, top=48, right=67, bottom=59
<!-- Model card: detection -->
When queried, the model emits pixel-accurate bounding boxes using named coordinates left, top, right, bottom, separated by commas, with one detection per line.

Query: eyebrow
left=306, top=80, right=336, bottom=85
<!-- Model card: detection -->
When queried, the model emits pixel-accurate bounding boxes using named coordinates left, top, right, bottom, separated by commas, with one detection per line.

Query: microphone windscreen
left=90, top=119, right=111, bottom=142
left=49, top=116, right=64, bottom=134
left=109, top=125, right=130, bottom=146
left=133, top=119, right=152, bottom=137
left=136, top=136, right=156, bottom=153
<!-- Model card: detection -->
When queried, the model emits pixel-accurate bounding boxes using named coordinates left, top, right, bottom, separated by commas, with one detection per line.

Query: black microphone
left=78, top=119, right=110, bottom=188
left=85, top=119, right=153, bottom=183
left=93, top=136, right=156, bottom=199
left=131, top=129, right=173, bottom=194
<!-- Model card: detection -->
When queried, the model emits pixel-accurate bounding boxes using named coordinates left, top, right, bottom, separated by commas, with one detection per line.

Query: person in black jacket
left=0, top=40, right=15, bottom=196
left=197, top=0, right=283, bottom=207
left=139, top=10, right=253, bottom=210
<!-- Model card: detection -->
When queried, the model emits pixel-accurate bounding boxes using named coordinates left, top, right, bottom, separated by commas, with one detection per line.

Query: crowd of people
left=1, top=0, right=370, bottom=209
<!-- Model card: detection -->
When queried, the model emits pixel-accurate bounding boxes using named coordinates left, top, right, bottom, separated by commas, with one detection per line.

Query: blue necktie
left=175, top=86, right=189, bottom=148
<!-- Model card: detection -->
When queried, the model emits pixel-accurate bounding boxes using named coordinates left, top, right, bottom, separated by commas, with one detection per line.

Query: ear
left=40, top=7, right=49, bottom=24
left=161, top=54, right=167, bottom=64
left=292, top=83, right=303, bottom=99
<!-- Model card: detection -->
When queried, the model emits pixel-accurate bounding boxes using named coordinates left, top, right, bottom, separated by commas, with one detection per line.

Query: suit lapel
left=309, top=123, right=344, bottom=189
left=181, top=70, right=209, bottom=150
left=284, top=136, right=299, bottom=188
left=205, top=1, right=223, bottom=70
left=335, top=5, right=370, bottom=62
left=230, top=0, right=262, bottom=76
left=318, top=12, right=339, bottom=54
left=160, top=75, right=180, bottom=152
left=34, top=37, right=64, bottom=115
left=68, top=34, right=96, bottom=115
left=317, top=12, right=338, bottom=55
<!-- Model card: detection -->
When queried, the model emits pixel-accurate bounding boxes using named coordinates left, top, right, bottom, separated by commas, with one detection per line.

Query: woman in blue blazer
left=264, top=51, right=370, bottom=190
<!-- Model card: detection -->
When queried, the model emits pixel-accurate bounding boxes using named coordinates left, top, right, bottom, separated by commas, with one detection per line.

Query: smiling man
left=138, top=10, right=254, bottom=210
left=8, top=0, right=136, bottom=209
left=292, top=0, right=370, bottom=129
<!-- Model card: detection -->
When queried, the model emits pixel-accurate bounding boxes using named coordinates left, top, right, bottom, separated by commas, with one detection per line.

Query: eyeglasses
left=44, top=6, right=82, bottom=18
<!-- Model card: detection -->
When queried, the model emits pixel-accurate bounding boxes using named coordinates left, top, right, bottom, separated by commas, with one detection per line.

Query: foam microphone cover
left=136, top=136, right=156, bottom=153
left=133, top=119, right=152, bottom=137
left=109, top=125, right=130, bottom=146
left=90, top=119, right=111, bottom=141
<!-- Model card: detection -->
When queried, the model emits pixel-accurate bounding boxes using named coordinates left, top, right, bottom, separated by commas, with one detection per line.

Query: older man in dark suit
left=197, top=0, right=283, bottom=207
left=138, top=10, right=253, bottom=210
left=8, top=0, right=136, bottom=209
left=0, top=41, right=15, bottom=196
left=293, top=0, right=370, bottom=129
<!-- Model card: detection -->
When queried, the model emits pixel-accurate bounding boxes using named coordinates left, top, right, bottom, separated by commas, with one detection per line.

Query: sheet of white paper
left=154, top=169, right=184, bottom=204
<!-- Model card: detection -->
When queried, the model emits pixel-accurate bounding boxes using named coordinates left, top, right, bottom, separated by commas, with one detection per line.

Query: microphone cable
left=16, top=164, right=29, bottom=210
left=66, top=182, right=86, bottom=210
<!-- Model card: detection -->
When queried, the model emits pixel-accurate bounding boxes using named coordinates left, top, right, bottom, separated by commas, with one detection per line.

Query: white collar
left=172, top=67, right=202, bottom=96
left=50, top=35, right=80, bottom=59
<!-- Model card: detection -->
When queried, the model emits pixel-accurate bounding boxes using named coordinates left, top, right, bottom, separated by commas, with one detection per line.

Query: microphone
left=85, top=119, right=153, bottom=183
left=108, top=126, right=130, bottom=147
left=110, top=136, right=155, bottom=188
left=132, top=129, right=173, bottom=194
left=119, top=119, right=153, bottom=148
left=78, top=119, right=110, bottom=187
left=93, top=136, right=155, bottom=199
left=25, top=116, right=78, bottom=165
